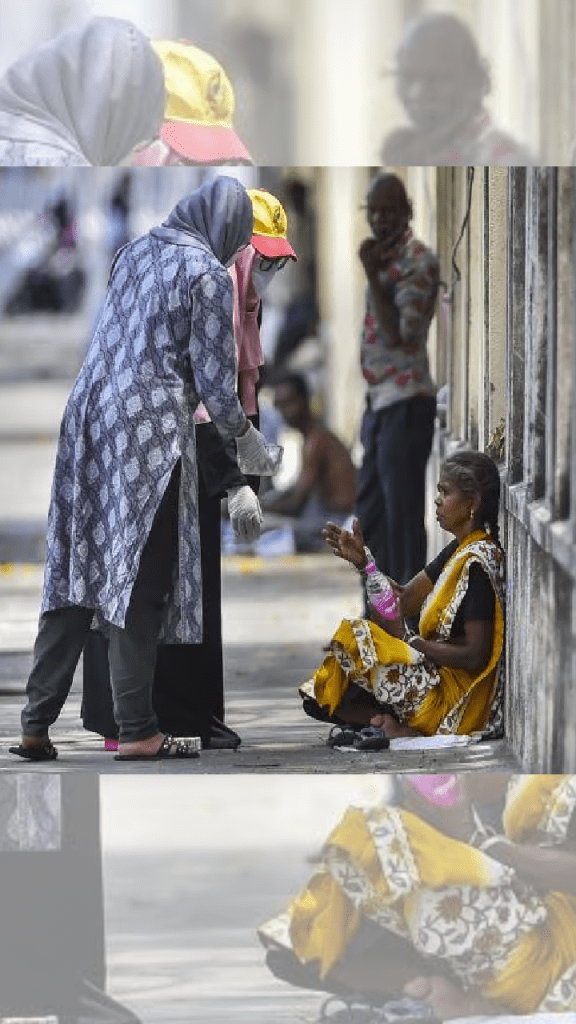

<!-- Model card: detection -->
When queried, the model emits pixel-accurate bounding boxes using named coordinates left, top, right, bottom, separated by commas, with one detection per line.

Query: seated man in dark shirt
left=260, top=371, right=356, bottom=552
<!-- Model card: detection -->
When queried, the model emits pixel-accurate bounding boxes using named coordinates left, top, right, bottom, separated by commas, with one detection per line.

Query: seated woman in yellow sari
left=300, top=450, right=505, bottom=738
left=259, top=774, right=576, bottom=1021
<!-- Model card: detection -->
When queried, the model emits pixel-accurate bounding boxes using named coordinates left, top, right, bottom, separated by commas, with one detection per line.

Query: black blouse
left=425, top=540, right=495, bottom=639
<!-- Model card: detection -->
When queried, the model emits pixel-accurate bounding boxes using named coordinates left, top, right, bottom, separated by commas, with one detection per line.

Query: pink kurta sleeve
left=194, top=247, right=264, bottom=423
left=233, top=246, right=264, bottom=415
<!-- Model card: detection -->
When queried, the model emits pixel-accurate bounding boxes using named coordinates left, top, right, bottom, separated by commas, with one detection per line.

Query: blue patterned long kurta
left=41, top=232, right=246, bottom=642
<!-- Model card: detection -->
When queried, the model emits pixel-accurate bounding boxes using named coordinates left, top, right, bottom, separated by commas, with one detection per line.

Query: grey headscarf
left=0, top=18, right=165, bottom=166
left=150, top=176, right=254, bottom=266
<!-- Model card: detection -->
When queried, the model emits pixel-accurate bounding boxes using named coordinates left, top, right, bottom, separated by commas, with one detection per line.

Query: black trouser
left=356, top=395, right=436, bottom=585
left=82, top=449, right=225, bottom=742
left=150, top=464, right=225, bottom=736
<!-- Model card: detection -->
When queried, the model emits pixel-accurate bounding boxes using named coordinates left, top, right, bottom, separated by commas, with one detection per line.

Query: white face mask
left=252, top=262, right=283, bottom=298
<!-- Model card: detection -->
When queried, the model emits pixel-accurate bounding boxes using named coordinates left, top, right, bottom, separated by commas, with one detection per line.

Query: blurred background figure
left=271, top=178, right=319, bottom=370
left=132, top=39, right=252, bottom=167
left=219, top=19, right=294, bottom=164
left=356, top=172, right=439, bottom=587
left=381, top=12, right=536, bottom=166
left=104, top=172, right=132, bottom=261
left=259, top=371, right=356, bottom=554
left=5, top=188, right=85, bottom=315
left=0, top=17, right=165, bottom=166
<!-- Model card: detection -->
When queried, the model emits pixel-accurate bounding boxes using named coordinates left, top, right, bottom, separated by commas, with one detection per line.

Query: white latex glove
left=235, top=422, right=283, bottom=476
left=227, top=484, right=263, bottom=542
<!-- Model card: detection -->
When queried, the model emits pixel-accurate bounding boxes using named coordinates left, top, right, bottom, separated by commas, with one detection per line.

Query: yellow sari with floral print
left=301, top=530, right=505, bottom=736
left=258, top=776, right=576, bottom=1015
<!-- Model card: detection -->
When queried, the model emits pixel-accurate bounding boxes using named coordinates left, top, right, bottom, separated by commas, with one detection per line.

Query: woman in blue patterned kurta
left=11, top=176, right=273, bottom=761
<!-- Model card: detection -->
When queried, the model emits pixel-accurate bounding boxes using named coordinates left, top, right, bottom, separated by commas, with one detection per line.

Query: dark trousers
left=152, top=475, right=224, bottom=734
left=82, top=455, right=225, bottom=742
left=356, top=395, right=436, bottom=585
left=22, top=466, right=179, bottom=743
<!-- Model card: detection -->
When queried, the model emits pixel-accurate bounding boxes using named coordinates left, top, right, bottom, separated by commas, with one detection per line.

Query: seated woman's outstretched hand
left=323, top=518, right=366, bottom=569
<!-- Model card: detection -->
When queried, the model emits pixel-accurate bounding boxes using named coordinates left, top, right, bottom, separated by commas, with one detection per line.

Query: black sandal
left=326, top=725, right=359, bottom=748
left=203, top=715, right=242, bottom=749
left=316, top=994, right=440, bottom=1023
left=9, top=741, right=58, bottom=761
left=326, top=726, right=390, bottom=752
left=114, top=734, right=200, bottom=761
left=354, top=726, right=390, bottom=751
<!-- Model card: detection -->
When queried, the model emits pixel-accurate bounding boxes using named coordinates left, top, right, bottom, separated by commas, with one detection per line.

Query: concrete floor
left=0, top=556, right=521, bottom=774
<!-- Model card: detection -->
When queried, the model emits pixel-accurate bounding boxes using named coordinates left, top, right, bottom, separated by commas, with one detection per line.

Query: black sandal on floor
left=354, top=727, right=390, bottom=751
left=326, top=725, right=359, bottom=748
left=9, top=740, right=58, bottom=761
left=114, top=734, right=200, bottom=761
left=326, top=726, right=390, bottom=751
left=203, top=715, right=242, bottom=749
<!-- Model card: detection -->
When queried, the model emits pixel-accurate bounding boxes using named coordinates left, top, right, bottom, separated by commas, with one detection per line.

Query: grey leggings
left=22, top=467, right=179, bottom=743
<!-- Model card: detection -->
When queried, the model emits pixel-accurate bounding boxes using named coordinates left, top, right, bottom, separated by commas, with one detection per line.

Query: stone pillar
left=552, top=168, right=575, bottom=520
left=504, top=166, right=576, bottom=770
left=292, top=0, right=382, bottom=164
left=316, top=167, right=368, bottom=446
left=484, top=167, right=508, bottom=447
left=466, top=165, right=484, bottom=451
left=506, top=168, right=527, bottom=485
left=479, top=0, right=540, bottom=158
left=447, top=167, right=473, bottom=446
left=538, top=0, right=576, bottom=163
left=523, top=168, right=549, bottom=504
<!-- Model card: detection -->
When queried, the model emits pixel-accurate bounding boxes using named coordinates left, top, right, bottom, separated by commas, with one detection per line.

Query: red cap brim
left=251, top=233, right=297, bottom=260
left=161, top=121, right=253, bottom=164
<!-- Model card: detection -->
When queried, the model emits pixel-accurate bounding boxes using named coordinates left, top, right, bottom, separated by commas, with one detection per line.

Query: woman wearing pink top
left=151, top=192, right=296, bottom=747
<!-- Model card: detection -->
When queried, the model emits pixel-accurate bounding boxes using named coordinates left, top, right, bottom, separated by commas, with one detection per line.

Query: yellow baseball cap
left=248, top=189, right=297, bottom=260
left=151, top=40, right=252, bottom=164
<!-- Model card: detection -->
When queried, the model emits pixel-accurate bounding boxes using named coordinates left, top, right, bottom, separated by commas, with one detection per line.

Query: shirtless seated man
left=260, top=371, right=356, bottom=552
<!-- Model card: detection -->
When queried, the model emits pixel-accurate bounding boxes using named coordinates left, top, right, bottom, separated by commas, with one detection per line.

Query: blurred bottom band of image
left=1, top=773, right=576, bottom=1024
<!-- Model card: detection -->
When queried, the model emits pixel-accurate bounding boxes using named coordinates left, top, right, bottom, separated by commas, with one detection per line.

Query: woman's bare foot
left=370, top=712, right=420, bottom=738
left=403, top=975, right=501, bottom=1019
left=117, top=732, right=165, bottom=757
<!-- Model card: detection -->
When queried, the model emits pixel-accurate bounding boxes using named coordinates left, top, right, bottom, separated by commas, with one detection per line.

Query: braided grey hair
left=440, top=450, right=502, bottom=550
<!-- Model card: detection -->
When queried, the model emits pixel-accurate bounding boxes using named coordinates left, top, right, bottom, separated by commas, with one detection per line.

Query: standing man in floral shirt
left=356, top=172, right=439, bottom=585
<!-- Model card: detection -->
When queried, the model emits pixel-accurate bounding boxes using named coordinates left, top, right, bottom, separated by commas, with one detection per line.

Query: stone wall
left=421, top=165, right=576, bottom=771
